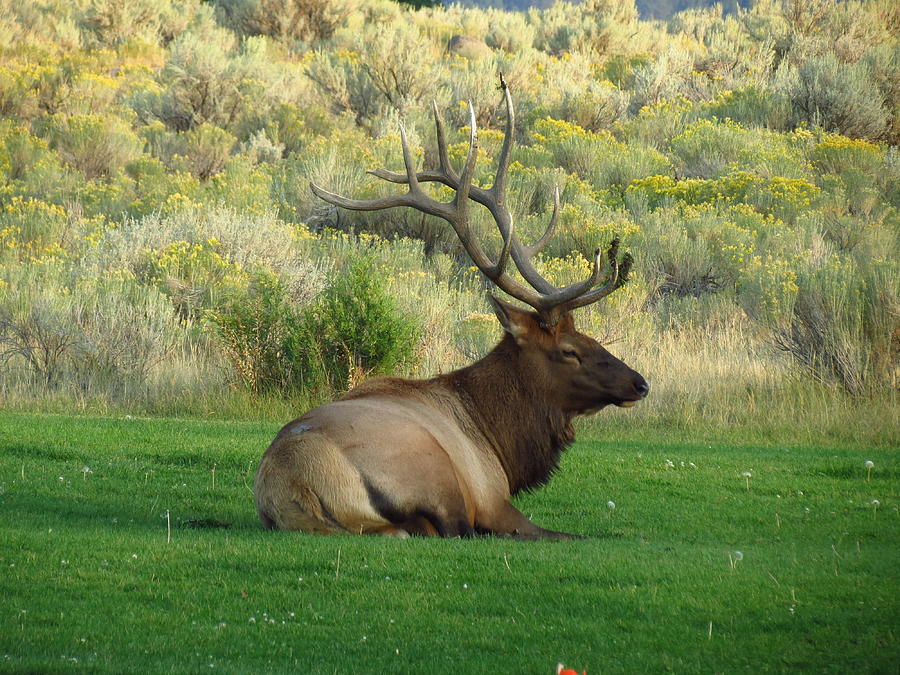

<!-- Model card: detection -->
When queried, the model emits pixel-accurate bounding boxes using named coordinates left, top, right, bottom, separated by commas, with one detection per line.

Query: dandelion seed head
left=864, top=460, right=874, bottom=469
left=607, top=501, right=616, bottom=510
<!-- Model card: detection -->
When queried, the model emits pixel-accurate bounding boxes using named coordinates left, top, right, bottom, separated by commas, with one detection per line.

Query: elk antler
left=310, top=74, right=631, bottom=325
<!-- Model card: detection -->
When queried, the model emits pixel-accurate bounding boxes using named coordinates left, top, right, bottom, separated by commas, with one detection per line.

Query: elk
left=254, top=78, right=649, bottom=539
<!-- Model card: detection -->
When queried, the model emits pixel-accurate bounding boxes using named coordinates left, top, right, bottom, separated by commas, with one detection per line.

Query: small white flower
left=741, top=472, right=752, bottom=478
left=462, top=583, right=469, bottom=589
left=664, top=460, right=674, bottom=469
left=864, top=460, right=874, bottom=469
left=607, top=501, right=616, bottom=510
left=871, top=499, right=880, bottom=506
left=689, top=462, right=697, bottom=469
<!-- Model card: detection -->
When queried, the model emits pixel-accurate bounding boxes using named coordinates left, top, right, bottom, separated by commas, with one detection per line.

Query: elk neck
left=446, top=335, right=575, bottom=495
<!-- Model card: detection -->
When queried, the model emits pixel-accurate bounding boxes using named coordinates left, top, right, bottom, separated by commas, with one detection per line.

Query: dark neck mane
left=445, top=336, right=575, bottom=495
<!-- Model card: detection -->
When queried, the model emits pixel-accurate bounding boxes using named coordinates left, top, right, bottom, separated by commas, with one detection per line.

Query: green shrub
left=68, top=272, right=183, bottom=393
left=79, top=0, right=198, bottom=46
left=630, top=49, right=693, bottom=111
left=530, top=0, right=641, bottom=57
left=558, top=80, right=631, bottom=133
left=205, top=269, right=324, bottom=395
left=633, top=205, right=751, bottom=301
left=779, top=51, right=890, bottom=142
left=200, top=156, right=273, bottom=214
left=0, top=196, right=70, bottom=259
left=358, top=23, right=441, bottom=116
left=214, top=0, right=354, bottom=45
left=0, top=263, right=80, bottom=388
left=810, top=132, right=887, bottom=176
left=136, top=237, right=244, bottom=321
left=668, top=118, right=807, bottom=180
left=617, top=97, right=696, bottom=149
left=530, top=117, right=619, bottom=182
left=139, top=26, right=272, bottom=131
left=206, top=258, right=420, bottom=396
left=0, top=263, right=182, bottom=391
left=0, top=122, right=55, bottom=181
left=123, top=155, right=201, bottom=217
left=483, top=8, right=535, bottom=53
left=46, top=113, right=144, bottom=180
left=314, top=257, right=420, bottom=391
left=305, top=50, right=382, bottom=125
left=169, top=123, right=236, bottom=180
left=740, top=254, right=899, bottom=395
left=704, top=86, right=791, bottom=130
left=627, top=170, right=820, bottom=223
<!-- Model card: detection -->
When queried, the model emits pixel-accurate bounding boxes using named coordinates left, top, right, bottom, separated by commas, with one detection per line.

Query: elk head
left=311, top=75, right=648, bottom=414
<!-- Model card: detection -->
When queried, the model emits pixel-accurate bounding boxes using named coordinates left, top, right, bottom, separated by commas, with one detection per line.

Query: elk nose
left=635, top=379, right=650, bottom=398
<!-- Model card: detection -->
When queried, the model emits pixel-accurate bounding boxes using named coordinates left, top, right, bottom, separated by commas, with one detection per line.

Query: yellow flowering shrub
left=124, top=156, right=201, bottom=217
left=627, top=171, right=820, bottom=223
left=0, top=197, right=69, bottom=259
left=810, top=133, right=886, bottom=176
left=137, top=238, right=245, bottom=320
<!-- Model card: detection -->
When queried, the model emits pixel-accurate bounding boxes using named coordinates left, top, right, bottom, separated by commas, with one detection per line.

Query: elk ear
left=489, top=295, right=535, bottom=344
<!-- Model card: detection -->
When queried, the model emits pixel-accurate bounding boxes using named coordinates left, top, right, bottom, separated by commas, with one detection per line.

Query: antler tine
left=491, top=72, right=514, bottom=205
left=554, top=242, right=624, bottom=314
left=454, top=103, right=479, bottom=223
left=368, top=102, right=460, bottom=188
left=309, top=182, right=421, bottom=213
left=398, top=123, right=419, bottom=192
left=452, top=102, right=516, bottom=282
left=309, top=123, right=453, bottom=221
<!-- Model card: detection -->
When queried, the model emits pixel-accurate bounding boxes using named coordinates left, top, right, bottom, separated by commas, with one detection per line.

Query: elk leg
left=478, top=501, right=582, bottom=540
left=362, top=473, right=475, bottom=538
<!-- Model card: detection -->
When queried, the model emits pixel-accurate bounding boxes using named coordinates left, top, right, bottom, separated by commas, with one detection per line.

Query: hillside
left=450, top=0, right=752, bottom=20
left=0, top=0, right=896, bottom=436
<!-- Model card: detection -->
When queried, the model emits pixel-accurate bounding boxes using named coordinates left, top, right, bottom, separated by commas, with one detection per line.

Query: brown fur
left=254, top=299, right=648, bottom=539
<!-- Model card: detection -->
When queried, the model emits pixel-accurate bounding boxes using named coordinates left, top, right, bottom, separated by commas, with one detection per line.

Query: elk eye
left=562, top=349, right=581, bottom=363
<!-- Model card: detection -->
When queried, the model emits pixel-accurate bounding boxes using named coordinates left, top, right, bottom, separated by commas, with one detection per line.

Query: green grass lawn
left=0, top=411, right=897, bottom=673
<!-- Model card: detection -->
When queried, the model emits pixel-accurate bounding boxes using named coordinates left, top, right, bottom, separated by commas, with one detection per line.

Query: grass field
left=0, top=411, right=897, bottom=673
